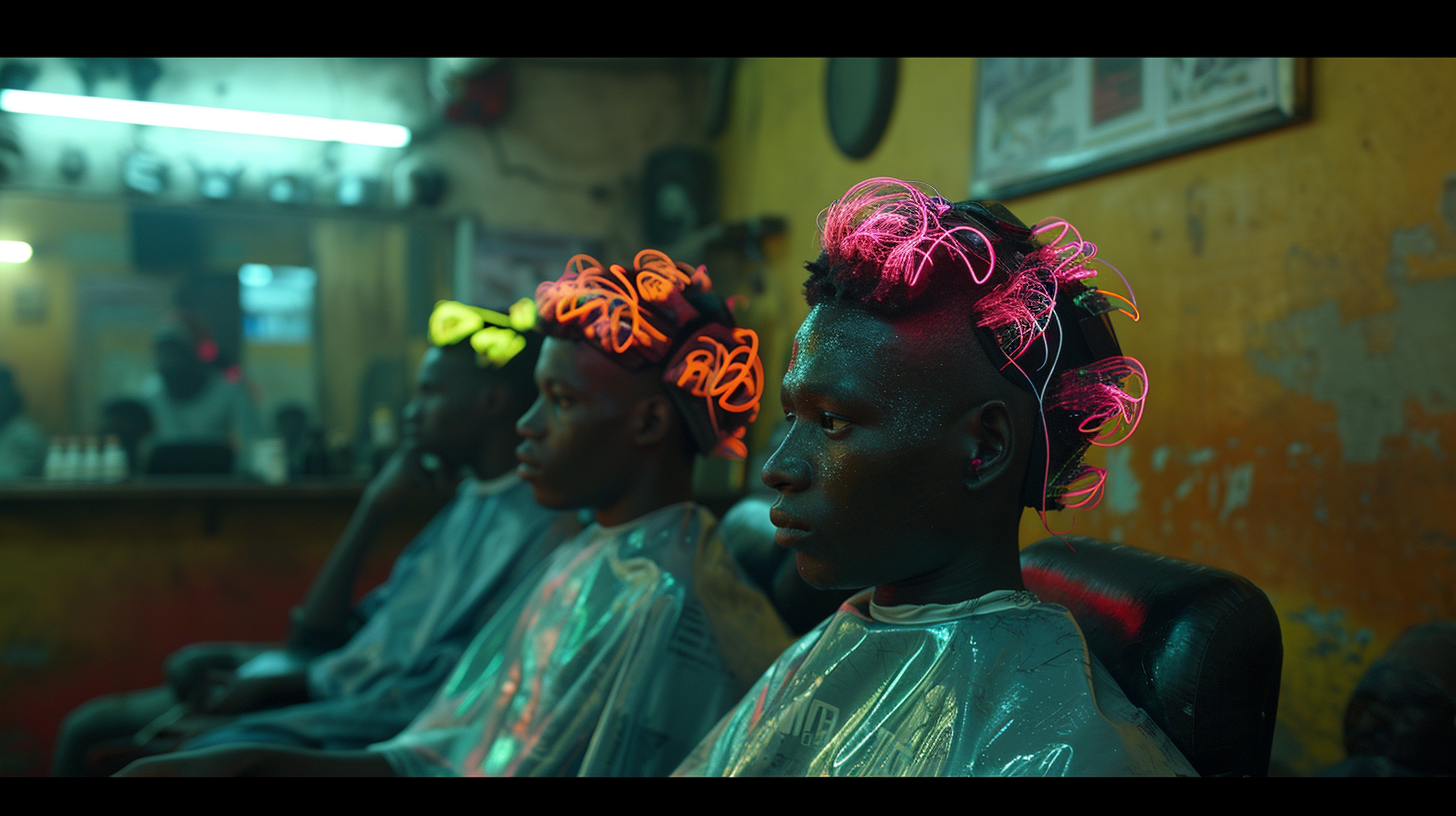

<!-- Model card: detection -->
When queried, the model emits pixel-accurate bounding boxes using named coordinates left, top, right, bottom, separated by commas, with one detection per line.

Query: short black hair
left=438, top=328, right=546, bottom=408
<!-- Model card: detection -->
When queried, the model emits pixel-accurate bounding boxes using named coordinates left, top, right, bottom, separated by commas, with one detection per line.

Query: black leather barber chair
left=1021, top=537, right=1283, bottom=777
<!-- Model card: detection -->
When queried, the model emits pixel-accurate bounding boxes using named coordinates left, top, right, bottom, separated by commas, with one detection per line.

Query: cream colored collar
left=869, top=588, right=1039, bottom=625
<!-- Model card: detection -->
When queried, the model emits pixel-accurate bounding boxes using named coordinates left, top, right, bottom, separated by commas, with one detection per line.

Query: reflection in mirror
left=0, top=190, right=454, bottom=484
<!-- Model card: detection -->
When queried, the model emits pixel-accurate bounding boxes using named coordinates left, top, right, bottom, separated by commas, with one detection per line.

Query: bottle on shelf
left=80, top=436, right=102, bottom=482
left=101, top=434, right=127, bottom=482
left=43, top=437, right=65, bottom=482
left=58, top=437, right=82, bottom=482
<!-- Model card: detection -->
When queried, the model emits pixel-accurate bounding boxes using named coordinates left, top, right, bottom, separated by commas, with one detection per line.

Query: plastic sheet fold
left=372, top=502, right=794, bottom=776
left=678, top=591, right=1197, bottom=776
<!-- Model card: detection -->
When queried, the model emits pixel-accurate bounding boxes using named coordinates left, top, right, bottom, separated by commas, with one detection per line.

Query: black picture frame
left=972, top=58, right=1310, bottom=200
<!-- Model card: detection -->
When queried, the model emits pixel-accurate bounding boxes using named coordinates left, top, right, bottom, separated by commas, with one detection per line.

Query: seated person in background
left=0, top=365, right=47, bottom=479
left=139, top=321, right=261, bottom=473
left=118, top=250, right=796, bottom=777
left=678, top=178, right=1196, bottom=776
left=99, top=398, right=155, bottom=476
left=58, top=300, right=569, bottom=775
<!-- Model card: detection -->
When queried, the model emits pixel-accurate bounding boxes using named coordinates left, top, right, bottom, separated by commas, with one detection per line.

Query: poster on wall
left=457, top=221, right=605, bottom=310
left=971, top=58, right=1310, bottom=201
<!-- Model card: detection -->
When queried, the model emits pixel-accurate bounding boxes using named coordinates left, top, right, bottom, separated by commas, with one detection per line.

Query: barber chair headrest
left=1021, top=536, right=1283, bottom=778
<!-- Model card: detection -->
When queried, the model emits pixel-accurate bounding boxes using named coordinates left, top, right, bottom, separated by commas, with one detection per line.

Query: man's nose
left=761, top=430, right=809, bottom=493
left=516, top=395, right=546, bottom=439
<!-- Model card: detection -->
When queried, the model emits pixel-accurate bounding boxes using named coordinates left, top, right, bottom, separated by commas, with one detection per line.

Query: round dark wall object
left=704, top=58, right=736, bottom=139
left=825, top=58, right=899, bottom=160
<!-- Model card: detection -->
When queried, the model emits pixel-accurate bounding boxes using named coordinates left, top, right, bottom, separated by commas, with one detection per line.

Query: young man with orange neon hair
left=118, top=250, right=793, bottom=776
left=677, top=179, right=1196, bottom=776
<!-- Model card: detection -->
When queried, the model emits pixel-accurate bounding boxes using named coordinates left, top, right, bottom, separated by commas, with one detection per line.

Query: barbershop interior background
left=0, top=57, right=1453, bottom=775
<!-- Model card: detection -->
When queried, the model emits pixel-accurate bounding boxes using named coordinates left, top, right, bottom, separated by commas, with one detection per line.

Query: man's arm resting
left=289, top=443, right=453, bottom=648
left=201, top=671, right=311, bottom=715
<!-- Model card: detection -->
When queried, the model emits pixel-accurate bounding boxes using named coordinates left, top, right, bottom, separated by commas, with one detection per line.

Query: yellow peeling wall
left=715, top=57, right=1456, bottom=774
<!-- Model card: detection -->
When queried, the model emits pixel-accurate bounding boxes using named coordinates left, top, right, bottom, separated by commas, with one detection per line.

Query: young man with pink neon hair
left=677, top=178, right=1195, bottom=776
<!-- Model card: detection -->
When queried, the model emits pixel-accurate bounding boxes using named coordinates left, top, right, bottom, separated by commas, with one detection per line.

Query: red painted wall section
left=0, top=490, right=433, bottom=776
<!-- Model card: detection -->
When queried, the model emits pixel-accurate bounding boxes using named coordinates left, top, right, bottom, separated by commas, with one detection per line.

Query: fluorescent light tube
left=0, top=240, right=33, bottom=263
left=0, top=89, right=410, bottom=148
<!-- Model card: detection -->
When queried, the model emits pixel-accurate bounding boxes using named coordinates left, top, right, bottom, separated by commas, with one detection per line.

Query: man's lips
left=769, top=505, right=811, bottom=547
left=515, top=444, right=543, bottom=476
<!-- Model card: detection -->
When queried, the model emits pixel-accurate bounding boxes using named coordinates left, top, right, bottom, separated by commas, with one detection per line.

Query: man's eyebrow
left=784, top=375, right=876, bottom=406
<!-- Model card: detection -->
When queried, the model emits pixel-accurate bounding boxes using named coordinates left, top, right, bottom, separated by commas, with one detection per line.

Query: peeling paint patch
left=1251, top=224, right=1456, bottom=463
left=1207, top=472, right=1220, bottom=510
left=1188, top=447, right=1216, bottom=467
left=1287, top=441, right=1310, bottom=469
left=1152, top=445, right=1171, bottom=473
left=1289, top=604, right=1375, bottom=663
left=1219, top=462, right=1255, bottom=523
left=1407, top=427, right=1445, bottom=460
left=1104, top=445, right=1141, bottom=515
left=1314, top=494, right=1329, bottom=524
left=1174, top=473, right=1201, bottom=501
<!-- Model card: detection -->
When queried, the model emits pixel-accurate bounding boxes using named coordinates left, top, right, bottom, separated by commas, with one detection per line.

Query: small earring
left=969, top=458, right=983, bottom=476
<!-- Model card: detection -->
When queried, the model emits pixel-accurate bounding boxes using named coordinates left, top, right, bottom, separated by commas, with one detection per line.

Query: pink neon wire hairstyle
left=805, top=177, right=1146, bottom=518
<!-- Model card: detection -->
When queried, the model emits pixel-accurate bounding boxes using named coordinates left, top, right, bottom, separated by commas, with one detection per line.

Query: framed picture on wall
left=971, top=58, right=1310, bottom=200
left=455, top=220, right=605, bottom=310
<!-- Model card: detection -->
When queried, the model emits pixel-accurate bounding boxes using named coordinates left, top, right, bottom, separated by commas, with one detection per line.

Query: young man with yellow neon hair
left=117, top=251, right=793, bottom=776
left=62, top=301, right=568, bottom=775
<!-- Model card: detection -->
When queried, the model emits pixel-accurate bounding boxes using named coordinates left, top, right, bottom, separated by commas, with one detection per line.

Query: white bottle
left=58, top=437, right=81, bottom=482
left=81, top=436, right=102, bottom=482
left=44, top=438, right=65, bottom=482
left=371, top=404, right=396, bottom=450
left=102, top=435, right=128, bottom=482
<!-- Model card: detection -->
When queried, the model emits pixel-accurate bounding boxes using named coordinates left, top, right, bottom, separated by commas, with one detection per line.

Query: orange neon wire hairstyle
left=534, top=249, right=763, bottom=460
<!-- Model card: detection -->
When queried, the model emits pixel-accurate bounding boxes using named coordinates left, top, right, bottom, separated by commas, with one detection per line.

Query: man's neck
left=870, top=515, right=1026, bottom=607
left=470, top=426, right=523, bottom=482
left=593, top=451, right=695, bottom=528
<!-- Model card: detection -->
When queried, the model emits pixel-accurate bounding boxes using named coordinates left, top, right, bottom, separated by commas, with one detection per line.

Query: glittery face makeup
left=762, top=302, right=994, bottom=593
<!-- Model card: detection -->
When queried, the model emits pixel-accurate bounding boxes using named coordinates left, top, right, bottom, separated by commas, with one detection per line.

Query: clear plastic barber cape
left=371, top=502, right=795, bottom=776
left=677, top=589, right=1198, bottom=776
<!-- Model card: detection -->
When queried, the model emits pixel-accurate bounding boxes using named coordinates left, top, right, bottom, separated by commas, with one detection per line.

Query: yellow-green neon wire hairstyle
left=428, top=298, right=537, bottom=368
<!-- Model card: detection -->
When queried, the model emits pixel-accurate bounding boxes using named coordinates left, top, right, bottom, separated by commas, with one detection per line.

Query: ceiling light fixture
left=0, top=240, right=33, bottom=263
left=0, top=89, right=411, bottom=148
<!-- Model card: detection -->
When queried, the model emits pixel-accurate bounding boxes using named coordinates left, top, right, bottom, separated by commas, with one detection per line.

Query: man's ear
left=632, top=394, right=677, bottom=447
left=960, top=400, right=1015, bottom=490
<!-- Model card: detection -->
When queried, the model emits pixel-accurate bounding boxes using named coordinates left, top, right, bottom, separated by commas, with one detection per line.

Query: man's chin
left=794, top=551, right=859, bottom=592
left=525, top=481, right=575, bottom=511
